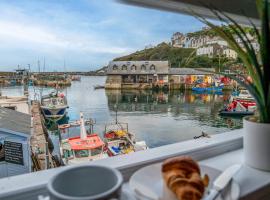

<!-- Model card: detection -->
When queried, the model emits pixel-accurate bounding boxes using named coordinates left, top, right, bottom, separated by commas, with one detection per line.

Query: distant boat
left=192, top=85, right=224, bottom=93
left=40, top=91, right=68, bottom=121
left=71, top=75, right=81, bottom=81
left=234, top=90, right=254, bottom=101
left=219, top=98, right=256, bottom=117
left=94, top=85, right=105, bottom=90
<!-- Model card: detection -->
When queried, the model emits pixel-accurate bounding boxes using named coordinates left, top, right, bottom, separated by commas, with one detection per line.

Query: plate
left=129, top=163, right=240, bottom=200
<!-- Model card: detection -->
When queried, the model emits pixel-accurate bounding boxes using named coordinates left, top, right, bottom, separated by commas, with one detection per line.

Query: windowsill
left=0, top=129, right=243, bottom=199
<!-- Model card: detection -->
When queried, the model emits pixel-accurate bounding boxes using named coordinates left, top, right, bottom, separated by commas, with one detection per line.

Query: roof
left=169, top=68, right=215, bottom=75
left=68, top=134, right=105, bottom=150
left=107, top=61, right=169, bottom=75
left=0, top=107, right=31, bottom=136
left=118, top=0, right=259, bottom=26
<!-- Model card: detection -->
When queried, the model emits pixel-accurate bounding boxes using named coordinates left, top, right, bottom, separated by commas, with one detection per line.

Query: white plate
left=129, top=163, right=240, bottom=200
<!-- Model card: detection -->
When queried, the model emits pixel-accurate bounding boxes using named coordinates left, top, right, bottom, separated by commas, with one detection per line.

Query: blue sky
left=0, top=0, right=205, bottom=71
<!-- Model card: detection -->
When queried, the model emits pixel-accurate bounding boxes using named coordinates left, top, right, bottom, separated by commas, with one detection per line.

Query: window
left=141, top=64, right=146, bottom=71
left=150, top=64, right=155, bottom=71
left=131, top=65, right=137, bottom=71
left=122, top=65, right=127, bottom=70
left=74, top=150, right=89, bottom=158
left=91, top=147, right=103, bottom=156
left=113, top=65, right=118, bottom=70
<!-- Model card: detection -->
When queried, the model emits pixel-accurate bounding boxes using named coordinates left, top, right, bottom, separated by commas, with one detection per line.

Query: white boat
left=235, top=90, right=254, bottom=101
left=40, top=92, right=68, bottom=121
left=59, top=112, right=108, bottom=165
left=104, top=122, right=148, bottom=157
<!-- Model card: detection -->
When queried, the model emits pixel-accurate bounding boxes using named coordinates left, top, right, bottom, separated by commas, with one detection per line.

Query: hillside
left=187, top=26, right=256, bottom=38
left=113, top=43, right=195, bottom=68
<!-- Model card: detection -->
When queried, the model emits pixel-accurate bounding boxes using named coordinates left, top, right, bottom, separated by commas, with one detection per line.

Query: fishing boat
left=40, top=91, right=68, bottom=121
left=59, top=113, right=108, bottom=165
left=104, top=122, right=148, bottom=157
left=219, top=99, right=256, bottom=116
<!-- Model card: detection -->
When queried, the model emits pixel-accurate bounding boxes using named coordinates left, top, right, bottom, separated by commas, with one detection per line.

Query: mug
left=47, top=165, right=123, bottom=200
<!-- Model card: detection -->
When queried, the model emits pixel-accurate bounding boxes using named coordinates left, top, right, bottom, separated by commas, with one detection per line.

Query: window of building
left=131, top=65, right=137, bottom=71
left=150, top=64, right=156, bottom=71
left=122, top=65, right=127, bottom=70
left=141, top=64, right=146, bottom=71
left=113, top=65, right=118, bottom=70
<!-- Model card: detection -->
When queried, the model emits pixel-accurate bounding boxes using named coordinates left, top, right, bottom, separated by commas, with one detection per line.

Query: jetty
left=30, top=101, right=58, bottom=171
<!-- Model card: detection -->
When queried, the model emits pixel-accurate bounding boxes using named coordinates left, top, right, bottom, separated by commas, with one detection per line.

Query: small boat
left=219, top=99, right=256, bottom=116
left=40, top=91, right=68, bottom=121
left=234, top=90, right=254, bottom=101
left=59, top=112, right=108, bottom=165
left=192, top=85, right=224, bottom=93
left=71, top=75, right=81, bottom=81
left=104, top=122, right=148, bottom=157
left=94, top=85, right=105, bottom=90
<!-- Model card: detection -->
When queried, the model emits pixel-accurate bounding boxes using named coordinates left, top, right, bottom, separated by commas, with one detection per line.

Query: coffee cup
left=47, top=165, right=123, bottom=200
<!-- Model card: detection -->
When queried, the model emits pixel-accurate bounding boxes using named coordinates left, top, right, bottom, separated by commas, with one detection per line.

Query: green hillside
left=187, top=26, right=256, bottom=38
left=113, top=41, right=238, bottom=70
left=113, top=42, right=195, bottom=68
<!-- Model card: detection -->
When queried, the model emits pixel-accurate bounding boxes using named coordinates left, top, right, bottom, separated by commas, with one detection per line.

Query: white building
left=206, top=36, right=228, bottom=46
left=171, top=32, right=185, bottom=48
left=189, top=36, right=211, bottom=48
left=223, top=48, right=238, bottom=59
left=196, top=43, right=223, bottom=57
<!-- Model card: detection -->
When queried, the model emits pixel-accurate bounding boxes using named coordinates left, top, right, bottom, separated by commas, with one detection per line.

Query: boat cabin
left=62, top=134, right=107, bottom=164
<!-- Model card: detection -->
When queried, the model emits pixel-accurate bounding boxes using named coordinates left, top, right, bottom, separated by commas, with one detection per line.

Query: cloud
left=0, top=0, right=204, bottom=71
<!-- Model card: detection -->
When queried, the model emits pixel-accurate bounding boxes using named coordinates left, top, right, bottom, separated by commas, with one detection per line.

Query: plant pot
left=244, top=117, right=270, bottom=171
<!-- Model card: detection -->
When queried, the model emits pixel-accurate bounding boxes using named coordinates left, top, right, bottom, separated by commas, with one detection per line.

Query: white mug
left=47, top=165, right=123, bottom=200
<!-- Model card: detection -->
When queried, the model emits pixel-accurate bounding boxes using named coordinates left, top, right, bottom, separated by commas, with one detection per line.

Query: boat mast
left=80, top=112, right=87, bottom=140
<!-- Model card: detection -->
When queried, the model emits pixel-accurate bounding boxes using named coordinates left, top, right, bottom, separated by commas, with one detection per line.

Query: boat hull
left=219, top=110, right=254, bottom=116
left=192, top=86, right=223, bottom=93
left=41, top=106, right=67, bottom=121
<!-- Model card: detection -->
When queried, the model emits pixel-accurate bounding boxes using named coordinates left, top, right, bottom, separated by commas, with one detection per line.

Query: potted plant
left=194, top=0, right=270, bottom=170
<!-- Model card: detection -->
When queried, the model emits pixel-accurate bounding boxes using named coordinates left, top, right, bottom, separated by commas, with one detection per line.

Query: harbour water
left=1, top=76, right=242, bottom=148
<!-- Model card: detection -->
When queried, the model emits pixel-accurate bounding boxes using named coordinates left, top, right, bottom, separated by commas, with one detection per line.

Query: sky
left=0, top=0, right=205, bottom=72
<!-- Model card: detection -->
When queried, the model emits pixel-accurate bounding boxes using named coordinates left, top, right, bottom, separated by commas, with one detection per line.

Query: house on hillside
left=196, top=43, right=223, bottom=57
left=105, top=61, right=169, bottom=89
left=0, top=107, right=32, bottom=178
left=171, top=32, right=186, bottom=48
left=223, top=47, right=238, bottom=59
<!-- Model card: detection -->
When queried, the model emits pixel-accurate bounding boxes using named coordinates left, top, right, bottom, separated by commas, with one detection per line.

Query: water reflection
left=105, top=90, right=242, bottom=147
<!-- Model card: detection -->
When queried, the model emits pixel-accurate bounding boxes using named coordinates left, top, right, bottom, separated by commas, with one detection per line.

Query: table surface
left=124, top=149, right=270, bottom=200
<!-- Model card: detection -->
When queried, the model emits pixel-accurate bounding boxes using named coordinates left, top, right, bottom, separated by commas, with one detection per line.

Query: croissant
left=162, top=156, right=209, bottom=200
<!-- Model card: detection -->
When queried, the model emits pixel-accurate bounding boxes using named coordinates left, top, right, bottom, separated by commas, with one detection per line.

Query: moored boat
left=192, top=85, right=224, bottom=93
left=40, top=91, right=68, bottom=121
left=234, top=90, right=254, bottom=101
left=104, top=122, right=148, bottom=157
left=59, top=112, right=108, bottom=165
left=219, top=98, right=256, bottom=116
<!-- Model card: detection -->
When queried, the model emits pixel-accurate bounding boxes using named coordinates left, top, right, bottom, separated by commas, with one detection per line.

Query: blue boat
left=192, top=85, right=224, bottom=93
left=40, top=92, right=68, bottom=121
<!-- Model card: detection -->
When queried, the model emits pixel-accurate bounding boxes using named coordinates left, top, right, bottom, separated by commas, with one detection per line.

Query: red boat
left=220, top=99, right=256, bottom=116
